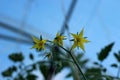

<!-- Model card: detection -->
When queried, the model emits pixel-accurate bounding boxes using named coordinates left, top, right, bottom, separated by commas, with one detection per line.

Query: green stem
left=47, top=40, right=87, bottom=80
left=59, top=45, right=87, bottom=80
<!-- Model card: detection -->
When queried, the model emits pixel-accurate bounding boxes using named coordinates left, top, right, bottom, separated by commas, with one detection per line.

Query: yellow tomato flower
left=31, top=36, right=47, bottom=50
left=53, top=32, right=65, bottom=46
left=71, top=28, right=90, bottom=51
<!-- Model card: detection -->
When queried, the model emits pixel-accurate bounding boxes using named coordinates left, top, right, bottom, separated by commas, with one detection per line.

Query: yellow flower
left=31, top=36, right=47, bottom=50
left=53, top=32, right=65, bottom=46
left=71, top=28, right=90, bottom=51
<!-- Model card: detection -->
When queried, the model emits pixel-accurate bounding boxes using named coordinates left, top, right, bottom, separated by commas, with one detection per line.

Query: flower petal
left=79, top=42, right=85, bottom=51
left=31, top=44, right=38, bottom=49
left=79, top=28, right=84, bottom=37
left=42, top=40, right=47, bottom=43
left=83, top=38, right=90, bottom=43
left=32, top=36, right=39, bottom=43
left=71, top=42, right=77, bottom=50
left=71, top=33, right=77, bottom=39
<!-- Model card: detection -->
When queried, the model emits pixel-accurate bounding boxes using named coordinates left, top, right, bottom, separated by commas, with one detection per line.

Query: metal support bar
left=60, top=0, right=77, bottom=35
left=0, top=22, right=33, bottom=39
left=0, top=34, right=32, bottom=45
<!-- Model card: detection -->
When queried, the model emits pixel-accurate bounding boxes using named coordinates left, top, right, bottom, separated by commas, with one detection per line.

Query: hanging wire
left=85, top=0, right=111, bottom=41
left=17, top=0, right=33, bottom=50
left=60, top=0, right=77, bottom=35
left=21, top=0, right=33, bottom=28
left=85, top=0, right=101, bottom=27
left=97, top=12, right=111, bottom=41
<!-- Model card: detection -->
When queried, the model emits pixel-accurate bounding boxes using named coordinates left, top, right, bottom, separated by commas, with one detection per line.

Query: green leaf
left=98, top=42, right=114, bottom=62
left=26, top=69, right=34, bottom=73
left=26, top=64, right=36, bottom=73
left=44, top=53, right=51, bottom=59
left=111, top=63, right=118, bottom=68
left=26, top=74, right=37, bottom=80
left=9, top=52, right=24, bottom=62
left=55, top=61, right=69, bottom=74
left=14, top=74, right=24, bottom=80
left=114, top=53, right=120, bottom=62
left=14, top=74, right=25, bottom=80
left=56, top=61, right=62, bottom=67
left=2, top=66, right=17, bottom=77
left=93, top=62, right=99, bottom=65
left=85, top=67, right=102, bottom=80
left=39, top=64, right=49, bottom=79
left=76, top=53, right=84, bottom=60
left=79, top=59, right=89, bottom=66
left=104, top=75, right=113, bottom=80
left=32, top=64, right=36, bottom=70
left=66, top=73, right=72, bottom=78
left=2, top=67, right=14, bottom=77
left=11, top=66, right=17, bottom=72
left=29, top=53, right=34, bottom=60
left=102, top=68, right=107, bottom=73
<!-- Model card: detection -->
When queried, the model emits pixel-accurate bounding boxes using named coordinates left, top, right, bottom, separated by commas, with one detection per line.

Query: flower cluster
left=31, top=28, right=90, bottom=51
left=31, top=36, right=47, bottom=50
left=71, top=28, right=90, bottom=51
left=53, top=32, right=66, bottom=46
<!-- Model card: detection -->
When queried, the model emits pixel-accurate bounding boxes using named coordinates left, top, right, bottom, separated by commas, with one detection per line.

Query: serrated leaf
left=2, top=67, right=13, bottom=77
left=26, top=74, right=37, bottom=80
left=114, top=53, right=120, bottom=62
left=85, top=67, right=102, bottom=76
left=111, top=63, right=118, bottom=68
left=9, top=52, right=24, bottom=62
left=98, top=42, right=114, bottom=62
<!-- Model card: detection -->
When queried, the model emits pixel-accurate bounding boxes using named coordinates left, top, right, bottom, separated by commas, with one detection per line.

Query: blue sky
left=0, top=0, right=120, bottom=80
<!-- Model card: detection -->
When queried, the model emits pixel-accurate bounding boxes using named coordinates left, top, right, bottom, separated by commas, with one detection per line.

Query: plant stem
left=47, top=40, right=87, bottom=80
left=59, top=46, right=87, bottom=80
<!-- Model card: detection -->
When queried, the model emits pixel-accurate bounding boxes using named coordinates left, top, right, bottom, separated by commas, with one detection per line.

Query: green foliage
left=2, top=66, right=16, bottom=77
left=114, top=51, right=120, bottom=62
left=39, top=63, right=49, bottom=80
left=93, top=62, right=99, bottom=65
left=29, top=53, right=34, bottom=60
left=14, top=74, right=24, bottom=80
left=85, top=67, right=102, bottom=80
left=66, top=73, right=72, bottom=78
left=9, top=52, right=24, bottom=62
left=98, top=42, right=114, bottom=62
left=26, top=74, right=37, bottom=80
left=111, top=63, right=118, bottom=68
left=2, top=42, right=120, bottom=80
